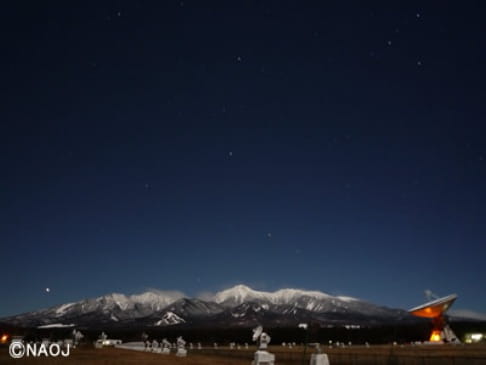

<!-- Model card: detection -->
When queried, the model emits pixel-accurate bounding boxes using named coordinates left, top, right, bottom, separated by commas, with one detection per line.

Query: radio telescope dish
left=409, top=294, right=457, bottom=319
left=252, top=326, right=263, bottom=342
left=409, top=293, right=459, bottom=343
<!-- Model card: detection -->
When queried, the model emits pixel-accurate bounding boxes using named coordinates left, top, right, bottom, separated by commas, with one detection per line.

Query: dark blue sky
left=1, top=1, right=485, bottom=317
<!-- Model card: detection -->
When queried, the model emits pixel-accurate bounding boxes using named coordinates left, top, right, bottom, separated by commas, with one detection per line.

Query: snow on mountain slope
left=163, top=298, right=225, bottom=317
left=130, top=290, right=184, bottom=311
left=213, top=285, right=273, bottom=305
left=214, top=285, right=349, bottom=308
left=154, top=311, right=185, bottom=326
left=211, top=285, right=405, bottom=319
left=449, top=309, right=486, bottom=321
left=1, top=284, right=411, bottom=328
left=71, top=290, right=182, bottom=316
left=1, top=290, right=184, bottom=327
left=37, top=323, right=75, bottom=329
left=55, top=303, right=76, bottom=316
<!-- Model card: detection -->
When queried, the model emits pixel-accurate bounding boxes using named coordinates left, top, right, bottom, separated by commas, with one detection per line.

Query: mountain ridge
left=0, top=284, right=422, bottom=329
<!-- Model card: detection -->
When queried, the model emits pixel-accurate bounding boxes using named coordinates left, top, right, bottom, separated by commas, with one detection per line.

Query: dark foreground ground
left=1, top=344, right=486, bottom=365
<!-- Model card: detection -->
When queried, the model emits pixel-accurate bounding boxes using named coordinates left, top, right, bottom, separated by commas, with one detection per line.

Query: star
left=387, top=40, right=392, bottom=46
left=417, top=60, right=422, bottom=66
left=45, top=288, right=51, bottom=293
left=228, top=151, right=233, bottom=157
left=236, top=56, right=242, bottom=62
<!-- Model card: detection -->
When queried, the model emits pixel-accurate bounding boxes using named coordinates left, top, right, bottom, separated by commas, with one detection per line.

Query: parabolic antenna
left=409, top=294, right=457, bottom=318
left=409, top=293, right=459, bottom=343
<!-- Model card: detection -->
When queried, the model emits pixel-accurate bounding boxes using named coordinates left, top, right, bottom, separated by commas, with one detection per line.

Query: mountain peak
left=213, top=285, right=270, bottom=305
left=212, top=284, right=338, bottom=306
left=129, top=290, right=185, bottom=311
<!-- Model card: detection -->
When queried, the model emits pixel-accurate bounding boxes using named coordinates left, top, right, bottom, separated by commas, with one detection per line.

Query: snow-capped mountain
left=1, top=290, right=183, bottom=328
left=0, top=285, right=413, bottom=329
left=214, top=285, right=334, bottom=306
left=212, top=285, right=402, bottom=318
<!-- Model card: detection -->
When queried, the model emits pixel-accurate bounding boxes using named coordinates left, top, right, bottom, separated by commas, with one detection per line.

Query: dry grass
left=0, top=343, right=485, bottom=364
left=0, top=346, right=250, bottom=364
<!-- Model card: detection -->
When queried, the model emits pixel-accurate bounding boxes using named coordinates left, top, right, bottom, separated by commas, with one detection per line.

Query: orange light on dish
left=429, top=330, right=442, bottom=342
left=410, top=305, right=445, bottom=318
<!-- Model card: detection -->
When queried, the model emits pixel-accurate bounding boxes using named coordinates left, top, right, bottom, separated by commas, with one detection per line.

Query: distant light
left=471, top=333, right=483, bottom=341
left=45, top=288, right=51, bottom=293
left=0, top=334, right=8, bottom=343
left=298, top=323, right=308, bottom=330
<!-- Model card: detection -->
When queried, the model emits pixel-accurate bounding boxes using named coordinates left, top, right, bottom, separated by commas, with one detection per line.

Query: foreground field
left=1, top=344, right=486, bottom=364
left=0, top=346, right=246, bottom=365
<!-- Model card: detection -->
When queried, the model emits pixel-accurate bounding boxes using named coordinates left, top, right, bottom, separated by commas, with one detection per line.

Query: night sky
left=1, top=1, right=485, bottom=317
